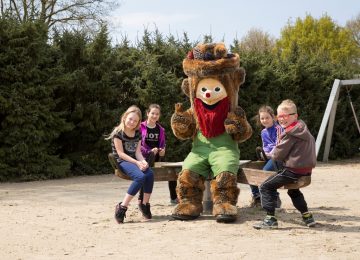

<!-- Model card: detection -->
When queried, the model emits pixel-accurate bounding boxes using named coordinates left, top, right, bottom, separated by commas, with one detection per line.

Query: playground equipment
left=108, top=153, right=311, bottom=214
left=315, top=79, right=360, bottom=162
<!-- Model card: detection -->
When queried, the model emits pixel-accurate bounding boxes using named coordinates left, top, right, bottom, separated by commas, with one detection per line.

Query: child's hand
left=151, top=148, right=159, bottom=155
left=137, top=160, right=148, bottom=171
left=159, top=148, right=165, bottom=157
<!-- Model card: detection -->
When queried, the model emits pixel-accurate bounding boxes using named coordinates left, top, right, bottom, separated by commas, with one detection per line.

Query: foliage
left=1, top=14, right=359, bottom=182
left=237, top=28, right=275, bottom=54
left=346, top=13, right=360, bottom=48
left=52, top=25, right=139, bottom=175
left=0, top=0, right=117, bottom=32
left=0, top=19, right=71, bottom=181
left=275, top=15, right=359, bottom=66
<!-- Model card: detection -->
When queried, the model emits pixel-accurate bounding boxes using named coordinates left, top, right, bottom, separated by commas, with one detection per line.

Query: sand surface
left=1, top=159, right=360, bottom=259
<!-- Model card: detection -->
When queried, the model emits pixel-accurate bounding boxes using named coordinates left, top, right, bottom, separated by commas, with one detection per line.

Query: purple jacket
left=261, top=122, right=283, bottom=156
left=140, top=121, right=166, bottom=159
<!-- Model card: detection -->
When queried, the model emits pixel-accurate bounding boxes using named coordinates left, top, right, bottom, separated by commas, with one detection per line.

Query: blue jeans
left=250, top=159, right=280, bottom=197
left=118, top=161, right=154, bottom=196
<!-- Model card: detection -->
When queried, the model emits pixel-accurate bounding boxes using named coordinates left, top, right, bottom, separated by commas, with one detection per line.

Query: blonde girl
left=106, top=105, right=154, bottom=223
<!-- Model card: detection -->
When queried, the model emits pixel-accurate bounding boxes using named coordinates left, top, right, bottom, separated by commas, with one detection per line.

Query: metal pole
left=315, top=79, right=341, bottom=158
left=322, top=84, right=341, bottom=162
left=202, top=180, right=213, bottom=214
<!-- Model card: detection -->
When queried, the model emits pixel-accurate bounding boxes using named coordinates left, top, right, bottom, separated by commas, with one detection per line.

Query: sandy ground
left=1, top=159, right=360, bottom=260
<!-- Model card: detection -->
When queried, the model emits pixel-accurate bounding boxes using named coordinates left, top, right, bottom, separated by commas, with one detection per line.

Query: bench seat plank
left=109, top=154, right=310, bottom=189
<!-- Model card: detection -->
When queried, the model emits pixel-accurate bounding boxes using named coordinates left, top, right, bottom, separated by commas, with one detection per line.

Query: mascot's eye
left=214, top=87, right=221, bottom=92
left=201, top=87, right=207, bottom=92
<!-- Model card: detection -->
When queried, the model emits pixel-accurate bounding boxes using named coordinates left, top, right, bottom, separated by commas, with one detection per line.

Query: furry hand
left=224, top=107, right=246, bottom=134
left=224, top=106, right=253, bottom=142
left=171, top=103, right=196, bottom=139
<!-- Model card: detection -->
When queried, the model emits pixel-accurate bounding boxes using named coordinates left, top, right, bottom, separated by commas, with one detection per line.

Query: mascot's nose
left=206, top=92, right=211, bottom=98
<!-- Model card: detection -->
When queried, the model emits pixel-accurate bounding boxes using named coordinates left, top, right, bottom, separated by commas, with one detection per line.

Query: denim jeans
left=118, top=161, right=154, bottom=196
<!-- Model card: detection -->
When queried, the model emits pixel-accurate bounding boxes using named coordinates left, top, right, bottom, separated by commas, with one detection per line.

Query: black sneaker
left=139, top=203, right=152, bottom=219
left=249, top=195, right=261, bottom=208
left=302, top=212, right=316, bottom=227
left=253, top=215, right=278, bottom=229
left=146, top=203, right=152, bottom=219
left=115, top=203, right=127, bottom=224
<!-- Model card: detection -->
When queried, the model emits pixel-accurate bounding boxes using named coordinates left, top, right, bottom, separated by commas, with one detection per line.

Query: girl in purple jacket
left=250, top=105, right=284, bottom=207
left=138, top=104, right=178, bottom=205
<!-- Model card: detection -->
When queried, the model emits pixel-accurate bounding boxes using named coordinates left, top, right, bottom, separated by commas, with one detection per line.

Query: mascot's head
left=181, top=43, right=245, bottom=111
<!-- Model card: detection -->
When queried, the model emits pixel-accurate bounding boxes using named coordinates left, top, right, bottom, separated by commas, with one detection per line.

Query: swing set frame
left=315, top=78, right=360, bottom=162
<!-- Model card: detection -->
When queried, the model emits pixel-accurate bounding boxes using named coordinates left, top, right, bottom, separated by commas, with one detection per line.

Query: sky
left=107, top=0, right=359, bottom=46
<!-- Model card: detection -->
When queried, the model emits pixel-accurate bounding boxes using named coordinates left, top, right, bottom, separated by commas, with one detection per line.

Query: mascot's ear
left=234, top=67, right=246, bottom=87
left=181, top=78, right=191, bottom=97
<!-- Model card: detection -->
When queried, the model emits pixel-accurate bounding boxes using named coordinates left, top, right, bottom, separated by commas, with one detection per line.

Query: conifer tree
left=0, top=19, right=71, bottom=181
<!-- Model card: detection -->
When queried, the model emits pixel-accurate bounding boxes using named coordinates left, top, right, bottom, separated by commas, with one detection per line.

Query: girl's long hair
left=105, top=105, right=142, bottom=140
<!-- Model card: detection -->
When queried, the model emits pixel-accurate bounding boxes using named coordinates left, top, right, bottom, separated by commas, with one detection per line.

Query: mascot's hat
left=183, top=43, right=240, bottom=77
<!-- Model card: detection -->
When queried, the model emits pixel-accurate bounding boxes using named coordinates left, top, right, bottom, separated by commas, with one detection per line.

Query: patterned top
left=112, top=130, right=141, bottom=163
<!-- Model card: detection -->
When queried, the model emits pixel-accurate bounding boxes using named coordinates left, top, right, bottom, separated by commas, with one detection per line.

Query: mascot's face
left=196, top=78, right=227, bottom=105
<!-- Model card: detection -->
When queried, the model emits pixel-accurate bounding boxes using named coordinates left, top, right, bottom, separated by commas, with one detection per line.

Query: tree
left=0, top=0, right=117, bottom=31
left=236, top=28, right=275, bottom=54
left=52, top=26, right=138, bottom=174
left=346, top=13, right=360, bottom=48
left=0, top=19, right=71, bottom=181
left=275, top=15, right=359, bottom=65
left=133, top=30, right=193, bottom=161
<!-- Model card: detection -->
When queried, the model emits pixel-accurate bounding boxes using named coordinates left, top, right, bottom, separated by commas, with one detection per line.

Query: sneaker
left=115, top=203, right=127, bottom=224
left=302, top=212, right=316, bottom=227
left=253, top=215, right=278, bottom=229
left=170, top=198, right=179, bottom=205
left=139, top=203, right=152, bottom=219
left=249, top=195, right=261, bottom=208
left=276, top=196, right=282, bottom=208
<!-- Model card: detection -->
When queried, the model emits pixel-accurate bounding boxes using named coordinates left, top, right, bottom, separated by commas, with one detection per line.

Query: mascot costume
left=171, top=43, right=252, bottom=223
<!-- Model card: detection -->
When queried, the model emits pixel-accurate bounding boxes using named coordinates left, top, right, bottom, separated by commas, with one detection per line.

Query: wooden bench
left=108, top=153, right=311, bottom=213
left=108, top=153, right=311, bottom=188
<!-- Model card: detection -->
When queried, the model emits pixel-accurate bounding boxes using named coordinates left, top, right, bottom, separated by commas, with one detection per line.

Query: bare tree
left=346, top=13, right=360, bottom=48
left=238, top=28, right=275, bottom=53
left=0, top=0, right=118, bottom=30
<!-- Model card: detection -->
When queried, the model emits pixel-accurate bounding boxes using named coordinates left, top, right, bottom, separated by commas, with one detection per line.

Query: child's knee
left=134, top=173, right=146, bottom=184
left=287, top=189, right=302, bottom=198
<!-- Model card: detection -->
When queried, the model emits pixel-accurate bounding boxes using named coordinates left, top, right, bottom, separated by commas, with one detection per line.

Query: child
left=138, top=104, right=178, bottom=205
left=250, top=105, right=284, bottom=207
left=106, top=105, right=154, bottom=224
left=253, top=99, right=316, bottom=229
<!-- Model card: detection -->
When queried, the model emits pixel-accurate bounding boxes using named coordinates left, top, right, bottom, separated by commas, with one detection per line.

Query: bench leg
left=202, top=180, right=213, bottom=214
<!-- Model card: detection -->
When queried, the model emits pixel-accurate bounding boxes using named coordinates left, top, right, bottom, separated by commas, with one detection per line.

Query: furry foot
left=171, top=213, right=199, bottom=221
left=216, top=214, right=237, bottom=223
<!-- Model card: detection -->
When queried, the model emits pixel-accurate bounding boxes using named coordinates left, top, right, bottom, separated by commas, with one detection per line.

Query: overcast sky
left=107, top=0, right=359, bottom=45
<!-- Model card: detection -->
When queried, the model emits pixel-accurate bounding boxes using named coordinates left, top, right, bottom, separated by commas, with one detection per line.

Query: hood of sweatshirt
left=285, top=120, right=312, bottom=141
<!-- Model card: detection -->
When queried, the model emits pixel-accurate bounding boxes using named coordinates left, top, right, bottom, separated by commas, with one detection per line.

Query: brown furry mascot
left=171, top=43, right=252, bottom=223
